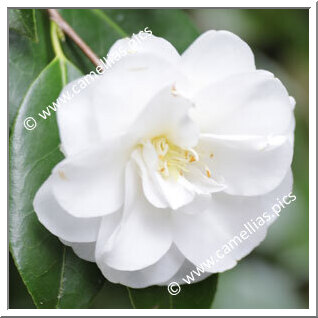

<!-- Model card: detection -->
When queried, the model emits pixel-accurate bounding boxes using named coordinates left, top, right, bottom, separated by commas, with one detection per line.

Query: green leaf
left=128, top=286, right=171, bottom=309
left=172, top=274, right=218, bottom=309
left=128, top=274, right=218, bottom=309
left=102, top=9, right=200, bottom=53
left=9, top=10, right=54, bottom=131
left=9, top=57, right=104, bottom=308
left=90, top=280, right=133, bottom=309
left=9, top=9, right=38, bottom=41
left=9, top=254, right=35, bottom=309
left=58, top=9, right=199, bottom=73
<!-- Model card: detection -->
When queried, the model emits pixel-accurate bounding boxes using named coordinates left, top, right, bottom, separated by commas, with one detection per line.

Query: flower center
left=151, top=136, right=199, bottom=179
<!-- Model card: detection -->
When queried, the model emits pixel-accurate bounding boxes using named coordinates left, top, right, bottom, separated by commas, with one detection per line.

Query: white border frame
left=2, top=0, right=316, bottom=316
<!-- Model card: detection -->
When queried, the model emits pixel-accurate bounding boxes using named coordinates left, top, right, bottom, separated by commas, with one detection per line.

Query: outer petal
left=178, top=30, right=255, bottom=96
left=95, top=160, right=172, bottom=271
left=60, top=210, right=122, bottom=262
left=198, top=134, right=293, bottom=196
left=108, top=34, right=180, bottom=65
left=191, top=70, right=294, bottom=136
left=172, top=171, right=293, bottom=273
left=56, top=76, right=103, bottom=157
left=98, top=245, right=185, bottom=288
left=51, top=136, right=129, bottom=218
left=33, top=176, right=101, bottom=243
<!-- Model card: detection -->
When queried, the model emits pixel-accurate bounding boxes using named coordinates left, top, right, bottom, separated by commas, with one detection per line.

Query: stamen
left=58, top=170, right=67, bottom=180
left=188, top=148, right=199, bottom=161
left=189, top=155, right=196, bottom=163
left=150, top=136, right=212, bottom=181
left=152, top=136, right=192, bottom=179
left=171, top=84, right=178, bottom=96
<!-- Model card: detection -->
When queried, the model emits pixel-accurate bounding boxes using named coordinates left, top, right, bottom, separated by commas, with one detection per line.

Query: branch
left=47, top=9, right=101, bottom=68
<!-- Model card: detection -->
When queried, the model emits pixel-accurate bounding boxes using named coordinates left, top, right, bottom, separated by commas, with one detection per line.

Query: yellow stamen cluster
left=151, top=136, right=199, bottom=179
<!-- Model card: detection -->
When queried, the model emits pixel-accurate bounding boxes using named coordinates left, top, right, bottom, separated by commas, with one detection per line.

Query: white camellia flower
left=34, top=30, right=295, bottom=288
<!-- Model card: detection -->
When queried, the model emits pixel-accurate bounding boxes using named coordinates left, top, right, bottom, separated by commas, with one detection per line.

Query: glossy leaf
left=9, top=57, right=104, bottom=309
left=9, top=9, right=38, bottom=41
left=102, top=9, right=200, bottom=53
left=128, top=286, right=171, bottom=309
left=9, top=10, right=54, bottom=131
left=128, top=274, right=218, bottom=309
left=90, top=281, right=133, bottom=309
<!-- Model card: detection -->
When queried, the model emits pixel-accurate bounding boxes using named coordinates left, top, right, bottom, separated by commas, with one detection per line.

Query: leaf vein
left=55, top=246, right=66, bottom=308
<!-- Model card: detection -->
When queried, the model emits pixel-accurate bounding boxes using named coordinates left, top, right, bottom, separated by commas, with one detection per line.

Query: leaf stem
left=50, top=20, right=65, bottom=60
left=47, top=9, right=101, bottom=68
left=50, top=20, right=67, bottom=86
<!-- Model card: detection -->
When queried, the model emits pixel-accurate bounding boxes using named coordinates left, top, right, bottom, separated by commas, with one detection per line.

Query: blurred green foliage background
left=9, top=8, right=309, bottom=309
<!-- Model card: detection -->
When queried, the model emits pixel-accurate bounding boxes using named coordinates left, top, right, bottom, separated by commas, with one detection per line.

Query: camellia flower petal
left=34, top=30, right=295, bottom=288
